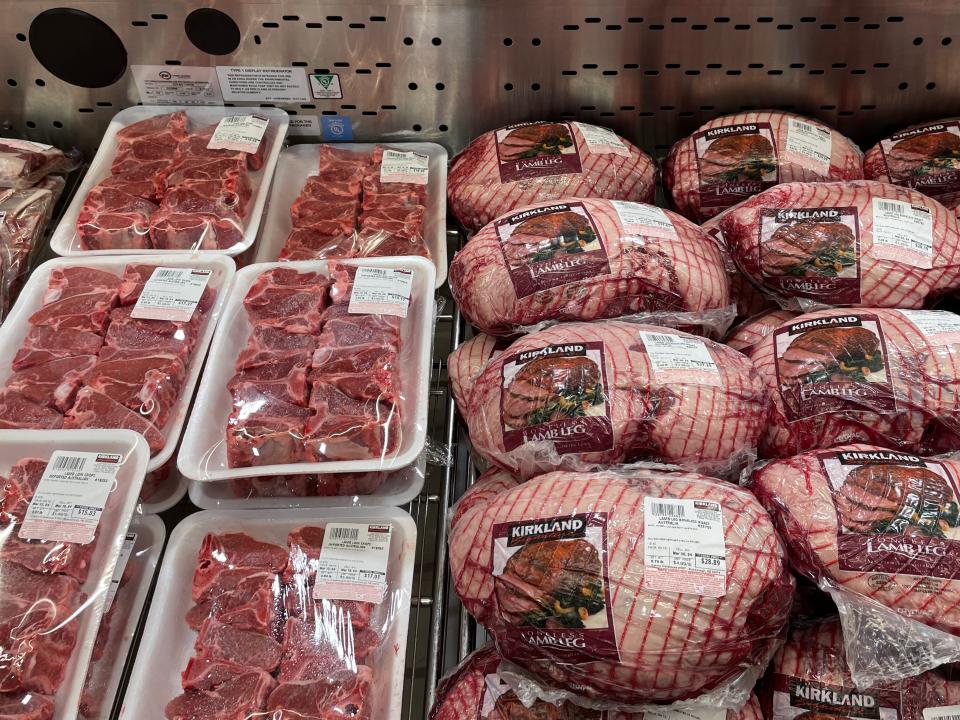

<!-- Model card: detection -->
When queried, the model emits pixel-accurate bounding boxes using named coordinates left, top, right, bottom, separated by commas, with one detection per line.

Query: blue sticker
left=321, top=115, right=353, bottom=142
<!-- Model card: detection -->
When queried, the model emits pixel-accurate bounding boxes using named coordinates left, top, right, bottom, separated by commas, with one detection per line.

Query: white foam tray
left=139, top=468, right=188, bottom=515
left=178, top=257, right=436, bottom=481
left=0, top=428, right=148, bottom=720
left=188, top=455, right=426, bottom=509
left=0, top=254, right=236, bottom=473
left=121, top=507, right=415, bottom=720
left=253, top=142, right=448, bottom=287
left=84, top=514, right=165, bottom=720
left=51, top=105, right=290, bottom=257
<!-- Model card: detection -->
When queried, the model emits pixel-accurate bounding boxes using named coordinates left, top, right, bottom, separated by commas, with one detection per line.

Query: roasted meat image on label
left=774, top=315, right=896, bottom=421
left=495, top=203, right=610, bottom=298
left=491, top=513, right=620, bottom=662
left=500, top=343, right=612, bottom=453
left=695, top=123, right=778, bottom=208
left=759, top=208, right=861, bottom=304
left=881, top=122, right=960, bottom=196
left=495, top=122, right=583, bottom=183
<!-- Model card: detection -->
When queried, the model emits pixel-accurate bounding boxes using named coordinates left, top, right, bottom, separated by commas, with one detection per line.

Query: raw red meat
left=229, top=357, right=311, bottom=407
left=277, top=616, right=378, bottom=683
left=311, top=343, right=397, bottom=378
left=0, top=390, right=63, bottom=429
left=164, top=670, right=276, bottom=720
left=186, top=573, right=282, bottom=636
left=12, top=326, right=104, bottom=371
left=119, top=263, right=217, bottom=311
left=148, top=210, right=243, bottom=251
left=83, top=353, right=185, bottom=426
left=192, top=533, right=288, bottom=602
left=235, top=326, right=316, bottom=369
left=0, top=459, right=47, bottom=522
left=194, top=618, right=282, bottom=672
left=77, top=186, right=157, bottom=250
left=176, top=122, right=268, bottom=172
left=267, top=668, right=372, bottom=719
left=664, top=111, right=864, bottom=223
left=303, top=411, right=400, bottom=461
left=290, top=197, right=358, bottom=229
left=449, top=121, right=656, bottom=232
left=0, top=531, right=95, bottom=581
left=108, top=304, right=202, bottom=348
left=164, top=157, right=248, bottom=188
left=447, top=334, right=506, bottom=412
left=64, top=388, right=165, bottom=453
left=449, top=467, right=792, bottom=704
left=5, top=355, right=97, bottom=412
left=280, top=227, right=357, bottom=261
left=181, top=657, right=267, bottom=692
left=451, top=198, right=732, bottom=335
left=317, top=310, right=401, bottom=347
left=115, top=112, right=189, bottom=143
left=95, top=171, right=166, bottom=204
left=725, top=309, right=797, bottom=355
left=159, top=178, right=250, bottom=220
left=28, top=271, right=120, bottom=334
left=0, top=138, right=77, bottom=189
left=242, top=268, right=329, bottom=334
left=226, top=391, right=313, bottom=467
left=0, top=692, right=54, bottom=720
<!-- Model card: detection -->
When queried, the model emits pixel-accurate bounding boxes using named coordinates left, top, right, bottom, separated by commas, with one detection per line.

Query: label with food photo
left=773, top=313, right=897, bottom=421
left=758, top=206, right=861, bottom=305
left=500, top=342, right=613, bottom=453
left=494, top=121, right=583, bottom=183
left=491, top=512, right=620, bottom=662
left=695, top=122, right=778, bottom=208
left=880, top=121, right=960, bottom=198
left=495, top=202, right=610, bottom=298
left=767, top=674, right=903, bottom=720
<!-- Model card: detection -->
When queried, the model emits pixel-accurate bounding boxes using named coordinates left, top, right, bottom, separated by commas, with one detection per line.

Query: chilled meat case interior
left=4, top=0, right=960, bottom=717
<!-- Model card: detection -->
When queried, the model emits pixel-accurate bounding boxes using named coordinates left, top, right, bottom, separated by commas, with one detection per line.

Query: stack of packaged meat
left=226, top=263, right=401, bottom=467
left=165, top=529, right=383, bottom=719
left=229, top=469, right=387, bottom=499
left=0, top=263, right=216, bottom=457
left=76, top=111, right=270, bottom=251
left=280, top=145, right=430, bottom=260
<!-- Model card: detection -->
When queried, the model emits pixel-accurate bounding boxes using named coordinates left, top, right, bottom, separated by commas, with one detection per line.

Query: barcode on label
left=650, top=502, right=686, bottom=518
left=155, top=269, right=182, bottom=279
left=331, top=527, right=360, bottom=541
left=794, top=120, right=816, bottom=133
left=876, top=199, right=905, bottom=214
left=53, top=455, right=86, bottom=472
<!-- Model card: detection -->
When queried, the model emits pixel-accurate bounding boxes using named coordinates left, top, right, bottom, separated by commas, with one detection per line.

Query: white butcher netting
left=0, top=430, right=147, bottom=719
left=448, top=466, right=793, bottom=710
left=749, top=444, right=960, bottom=686
left=719, top=180, right=960, bottom=312
left=449, top=197, right=735, bottom=338
left=0, top=138, right=80, bottom=189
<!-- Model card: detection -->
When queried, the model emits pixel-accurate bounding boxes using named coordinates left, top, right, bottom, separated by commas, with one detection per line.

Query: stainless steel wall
left=2, top=1, right=959, bottom=156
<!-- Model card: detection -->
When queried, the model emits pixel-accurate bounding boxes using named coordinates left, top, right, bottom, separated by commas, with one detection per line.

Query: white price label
left=207, top=114, right=270, bottom=154
left=131, top=65, right=223, bottom=105
left=899, top=309, right=960, bottom=344
left=380, top=149, right=429, bottom=185
left=643, top=497, right=727, bottom=598
left=609, top=200, right=676, bottom=239
left=349, top=267, right=414, bottom=317
left=785, top=117, right=833, bottom=172
left=573, top=122, right=630, bottom=156
left=1, top=138, right=54, bottom=152
left=20, top=451, right=121, bottom=545
left=871, top=197, right=934, bottom=268
left=131, top=267, right=211, bottom=322
left=313, top=523, right=393, bottom=603
left=638, top=331, right=721, bottom=386
left=645, top=708, right=727, bottom=720
left=104, top=532, right=137, bottom=612
left=925, top=706, right=960, bottom=720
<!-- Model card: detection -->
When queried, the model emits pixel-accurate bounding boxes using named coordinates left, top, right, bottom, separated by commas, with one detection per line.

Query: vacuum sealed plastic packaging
left=459, top=319, right=769, bottom=480
left=0, top=255, right=234, bottom=472
left=725, top=309, right=799, bottom=355
left=750, top=307, right=960, bottom=457
left=122, top=508, right=415, bottom=720
left=718, top=180, right=960, bottom=311
left=0, top=429, right=148, bottom=720
left=0, top=139, right=79, bottom=189
left=448, top=121, right=657, bottom=232
left=448, top=333, right=509, bottom=412
left=449, top=197, right=734, bottom=337
left=448, top=467, right=793, bottom=708
left=664, top=110, right=864, bottom=223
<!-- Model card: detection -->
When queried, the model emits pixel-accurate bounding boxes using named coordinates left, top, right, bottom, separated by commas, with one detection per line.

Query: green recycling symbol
left=316, top=75, right=333, bottom=89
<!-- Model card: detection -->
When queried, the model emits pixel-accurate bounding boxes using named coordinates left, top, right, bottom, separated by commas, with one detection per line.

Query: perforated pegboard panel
left=2, top=0, right=960, bottom=157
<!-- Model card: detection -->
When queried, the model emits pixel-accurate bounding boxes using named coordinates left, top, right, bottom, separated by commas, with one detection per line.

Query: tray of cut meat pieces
left=253, top=142, right=448, bottom=287
left=51, top=106, right=289, bottom=256
left=78, top=514, right=165, bottom=720
left=0, top=428, right=148, bottom=720
left=0, top=254, right=235, bottom=472
left=122, top=507, right=415, bottom=720
left=178, top=256, right=436, bottom=481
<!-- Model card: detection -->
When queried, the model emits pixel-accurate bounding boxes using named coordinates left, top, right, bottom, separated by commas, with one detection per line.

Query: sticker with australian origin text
left=773, top=313, right=897, bottom=421
left=500, top=342, right=613, bottom=453
left=819, top=449, right=960, bottom=579
left=638, top=332, right=721, bottom=386
left=573, top=122, right=630, bottom=157
left=695, top=122, right=778, bottom=208
left=20, top=451, right=121, bottom=545
left=870, top=197, right=934, bottom=268
left=495, top=202, right=610, bottom=298
left=898, top=309, right=960, bottom=344
left=348, top=267, right=413, bottom=317
left=758, top=206, right=861, bottom=305
left=643, top=498, right=727, bottom=597
left=880, top=121, right=960, bottom=199
left=926, top=707, right=960, bottom=720
left=784, top=117, right=833, bottom=174
left=105, top=532, right=137, bottom=612
left=491, top=512, right=621, bottom=663
left=131, top=267, right=211, bottom=321
left=768, top=673, right=904, bottom=720
left=312, top=523, right=392, bottom=604
left=207, top=114, right=270, bottom=153
left=495, top=121, right=583, bottom=183
left=379, top=149, right=429, bottom=185
left=609, top=200, right=677, bottom=240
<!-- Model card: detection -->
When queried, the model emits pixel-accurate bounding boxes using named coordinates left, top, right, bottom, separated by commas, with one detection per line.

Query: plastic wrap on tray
left=718, top=180, right=960, bottom=311
left=750, top=307, right=960, bottom=457
left=0, top=138, right=79, bottom=189
left=449, top=197, right=734, bottom=337
left=0, top=430, right=147, bottom=720
left=750, top=445, right=960, bottom=684
left=448, top=466, right=793, bottom=710
left=458, top=319, right=769, bottom=480
left=663, top=110, right=864, bottom=223
left=448, top=121, right=657, bottom=232
left=759, top=617, right=960, bottom=717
